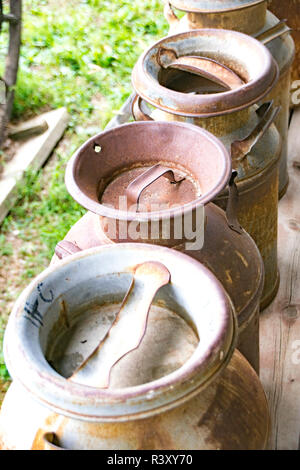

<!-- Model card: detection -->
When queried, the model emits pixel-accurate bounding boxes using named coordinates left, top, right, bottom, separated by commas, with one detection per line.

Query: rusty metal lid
left=132, top=29, right=279, bottom=118
left=65, top=121, right=231, bottom=221
left=4, top=244, right=237, bottom=421
left=168, top=0, right=266, bottom=13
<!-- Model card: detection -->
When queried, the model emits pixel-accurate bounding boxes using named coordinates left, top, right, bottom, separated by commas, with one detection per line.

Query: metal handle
left=226, top=171, right=243, bottom=235
left=255, top=19, right=292, bottom=45
left=157, top=47, right=244, bottom=91
left=70, top=261, right=171, bottom=388
left=54, top=242, right=172, bottom=389
left=55, top=240, right=82, bottom=259
left=231, top=101, right=280, bottom=165
left=164, top=1, right=180, bottom=27
left=125, top=163, right=185, bottom=210
left=32, top=432, right=66, bottom=450
left=131, top=93, right=153, bottom=122
left=41, top=433, right=65, bottom=451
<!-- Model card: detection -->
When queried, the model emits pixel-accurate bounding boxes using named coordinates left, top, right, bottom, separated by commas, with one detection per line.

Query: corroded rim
left=65, top=121, right=232, bottom=222
left=132, top=29, right=279, bottom=117
left=169, top=0, right=266, bottom=13
left=4, top=244, right=237, bottom=422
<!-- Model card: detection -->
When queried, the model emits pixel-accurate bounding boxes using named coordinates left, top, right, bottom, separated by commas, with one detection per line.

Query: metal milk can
left=0, top=244, right=270, bottom=450
left=131, top=29, right=280, bottom=309
left=264, top=0, right=300, bottom=106
left=58, top=120, right=264, bottom=372
left=163, top=0, right=295, bottom=196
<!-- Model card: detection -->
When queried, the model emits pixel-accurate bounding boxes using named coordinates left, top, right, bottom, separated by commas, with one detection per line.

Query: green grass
left=0, top=0, right=168, bottom=382
left=12, top=0, right=168, bottom=124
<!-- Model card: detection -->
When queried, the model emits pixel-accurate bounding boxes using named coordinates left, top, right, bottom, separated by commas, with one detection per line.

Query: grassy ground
left=0, top=0, right=168, bottom=385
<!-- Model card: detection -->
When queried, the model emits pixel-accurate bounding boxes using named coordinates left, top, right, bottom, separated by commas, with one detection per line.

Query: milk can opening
left=132, top=30, right=279, bottom=117
left=157, top=47, right=247, bottom=95
left=65, top=121, right=232, bottom=221
left=26, top=255, right=203, bottom=389
left=44, top=273, right=199, bottom=387
left=160, top=69, right=236, bottom=94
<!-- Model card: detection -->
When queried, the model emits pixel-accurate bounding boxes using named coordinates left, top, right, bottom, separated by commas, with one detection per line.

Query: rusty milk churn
left=131, top=29, right=281, bottom=309
left=0, top=243, right=270, bottom=450
left=51, top=121, right=264, bottom=371
left=163, top=0, right=295, bottom=196
left=268, top=0, right=300, bottom=106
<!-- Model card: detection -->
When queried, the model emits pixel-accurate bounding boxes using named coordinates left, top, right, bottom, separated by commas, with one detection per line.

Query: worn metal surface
left=0, top=244, right=270, bottom=450
left=262, top=18, right=294, bottom=196
left=165, top=1, right=267, bottom=34
left=255, top=20, right=292, bottom=45
left=163, top=6, right=294, bottom=195
left=230, top=101, right=279, bottom=166
left=167, top=0, right=266, bottom=13
left=157, top=48, right=244, bottom=90
left=125, top=164, right=186, bottom=210
left=218, top=123, right=280, bottom=310
left=131, top=34, right=281, bottom=308
left=2, top=244, right=237, bottom=419
left=65, top=121, right=231, bottom=247
left=268, top=0, right=300, bottom=87
left=52, top=202, right=263, bottom=373
left=217, top=153, right=280, bottom=311
left=0, top=243, right=268, bottom=450
left=263, top=70, right=291, bottom=197
left=0, top=350, right=269, bottom=450
left=61, top=120, right=264, bottom=370
left=132, top=29, right=278, bottom=118
left=70, top=261, right=171, bottom=388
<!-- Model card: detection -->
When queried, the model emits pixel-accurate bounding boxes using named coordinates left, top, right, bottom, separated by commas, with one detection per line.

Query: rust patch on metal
left=197, top=352, right=269, bottom=450
left=70, top=261, right=171, bottom=388
left=268, top=0, right=300, bottom=84
left=132, top=29, right=278, bottom=118
left=173, top=2, right=267, bottom=36
left=60, top=300, right=70, bottom=329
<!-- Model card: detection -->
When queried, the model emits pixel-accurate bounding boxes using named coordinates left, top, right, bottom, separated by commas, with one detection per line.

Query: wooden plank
left=8, top=117, right=48, bottom=140
left=0, top=107, right=69, bottom=224
left=260, top=107, right=300, bottom=450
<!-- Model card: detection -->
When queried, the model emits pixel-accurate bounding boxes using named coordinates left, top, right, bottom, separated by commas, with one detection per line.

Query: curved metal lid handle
left=70, top=261, right=171, bottom=388
left=53, top=243, right=172, bottom=389
left=125, top=163, right=185, bottom=211
left=164, top=1, right=180, bottom=26
left=231, top=100, right=280, bottom=165
left=255, top=19, right=292, bottom=45
left=157, top=47, right=244, bottom=91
